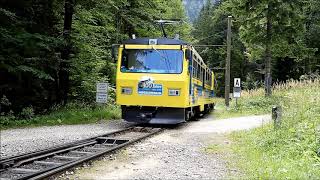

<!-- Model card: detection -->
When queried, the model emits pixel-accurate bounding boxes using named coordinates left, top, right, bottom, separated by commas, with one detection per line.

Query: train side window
left=121, top=50, right=128, bottom=68
left=197, top=64, right=201, bottom=79
left=206, top=71, right=208, bottom=85
left=202, top=68, right=204, bottom=82
left=207, top=71, right=209, bottom=85
left=202, top=67, right=204, bottom=82
left=194, top=61, right=197, bottom=78
left=202, top=68, right=205, bottom=82
left=195, top=63, right=198, bottom=79
left=192, top=58, right=197, bottom=77
left=198, top=66, right=200, bottom=80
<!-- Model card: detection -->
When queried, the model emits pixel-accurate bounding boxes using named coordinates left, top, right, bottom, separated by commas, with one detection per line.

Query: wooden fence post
left=316, top=125, right=320, bottom=156
left=272, top=106, right=282, bottom=129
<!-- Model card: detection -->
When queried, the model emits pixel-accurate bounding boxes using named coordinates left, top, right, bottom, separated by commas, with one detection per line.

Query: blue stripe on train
left=192, top=84, right=215, bottom=98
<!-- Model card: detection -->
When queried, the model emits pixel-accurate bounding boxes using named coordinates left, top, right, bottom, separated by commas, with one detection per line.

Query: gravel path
left=0, top=120, right=135, bottom=158
left=62, top=114, right=271, bottom=179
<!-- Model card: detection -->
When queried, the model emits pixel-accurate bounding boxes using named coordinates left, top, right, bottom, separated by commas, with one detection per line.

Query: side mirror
left=112, top=44, right=119, bottom=62
left=186, top=49, right=192, bottom=61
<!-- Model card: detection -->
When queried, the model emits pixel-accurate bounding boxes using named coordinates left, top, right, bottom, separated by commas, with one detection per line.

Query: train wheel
left=185, top=109, right=190, bottom=121
left=192, top=107, right=202, bottom=120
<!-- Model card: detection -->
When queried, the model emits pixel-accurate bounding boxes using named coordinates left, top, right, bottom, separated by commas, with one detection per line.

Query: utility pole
left=225, top=16, right=232, bottom=107
left=265, top=3, right=272, bottom=96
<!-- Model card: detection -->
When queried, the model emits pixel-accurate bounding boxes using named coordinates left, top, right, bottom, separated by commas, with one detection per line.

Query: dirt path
left=63, top=114, right=270, bottom=179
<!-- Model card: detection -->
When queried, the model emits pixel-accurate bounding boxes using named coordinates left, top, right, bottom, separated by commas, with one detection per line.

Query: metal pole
left=236, top=98, right=238, bottom=107
left=225, top=16, right=232, bottom=107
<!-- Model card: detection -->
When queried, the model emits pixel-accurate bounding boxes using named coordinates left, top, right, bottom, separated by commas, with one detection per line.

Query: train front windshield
left=120, top=49, right=183, bottom=74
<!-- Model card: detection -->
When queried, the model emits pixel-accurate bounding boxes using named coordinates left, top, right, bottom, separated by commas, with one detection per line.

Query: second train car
left=115, top=38, right=215, bottom=124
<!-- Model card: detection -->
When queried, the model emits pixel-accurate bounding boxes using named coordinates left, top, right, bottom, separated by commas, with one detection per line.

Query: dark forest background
left=0, top=0, right=319, bottom=119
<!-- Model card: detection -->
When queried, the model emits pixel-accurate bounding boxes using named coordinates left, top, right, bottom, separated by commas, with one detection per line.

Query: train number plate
left=138, top=84, right=162, bottom=96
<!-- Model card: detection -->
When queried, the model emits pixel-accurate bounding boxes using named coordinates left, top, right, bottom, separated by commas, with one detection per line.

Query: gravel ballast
left=0, top=120, right=134, bottom=158
left=1, top=114, right=270, bottom=179
left=63, top=114, right=270, bottom=179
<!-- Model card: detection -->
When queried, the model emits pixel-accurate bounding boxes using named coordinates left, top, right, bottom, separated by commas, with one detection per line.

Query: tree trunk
left=58, top=0, right=74, bottom=105
left=265, top=3, right=272, bottom=96
left=126, top=0, right=136, bottom=37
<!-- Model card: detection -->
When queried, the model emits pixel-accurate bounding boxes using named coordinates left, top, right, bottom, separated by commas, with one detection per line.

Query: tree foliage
left=227, top=0, right=318, bottom=95
left=192, top=0, right=320, bottom=96
left=192, top=1, right=250, bottom=96
left=0, top=0, right=192, bottom=116
left=1, top=0, right=319, bottom=117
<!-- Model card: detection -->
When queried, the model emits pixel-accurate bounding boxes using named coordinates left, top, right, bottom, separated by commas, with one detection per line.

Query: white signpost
left=233, top=78, right=241, bottom=106
left=96, top=83, right=108, bottom=104
left=234, top=78, right=241, bottom=87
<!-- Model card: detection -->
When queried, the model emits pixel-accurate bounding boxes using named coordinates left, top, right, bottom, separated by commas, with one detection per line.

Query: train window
left=198, top=66, right=200, bottom=80
left=195, top=63, right=198, bottom=79
left=206, top=71, right=208, bottom=84
left=120, top=49, right=183, bottom=74
left=193, top=54, right=197, bottom=62
left=201, top=68, right=203, bottom=81
left=195, top=64, right=198, bottom=79
left=205, top=70, right=207, bottom=80
left=194, top=62, right=197, bottom=78
left=204, top=69, right=206, bottom=83
left=201, top=67, right=205, bottom=82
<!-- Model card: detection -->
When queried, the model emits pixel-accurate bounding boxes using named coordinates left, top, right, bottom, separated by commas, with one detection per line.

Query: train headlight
left=121, top=87, right=132, bottom=95
left=168, top=89, right=180, bottom=96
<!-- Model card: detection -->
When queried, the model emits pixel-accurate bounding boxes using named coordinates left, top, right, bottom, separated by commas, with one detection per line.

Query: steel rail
left=0, top=127, right=162, bottom=180
left=0, top=127, right=132, bottom=169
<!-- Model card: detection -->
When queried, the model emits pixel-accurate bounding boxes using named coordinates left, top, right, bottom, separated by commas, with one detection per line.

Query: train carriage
left=115, top=38, right=215, bottom=124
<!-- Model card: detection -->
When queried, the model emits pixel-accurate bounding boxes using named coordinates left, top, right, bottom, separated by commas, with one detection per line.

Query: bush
left=0, top=102, right=121, bottom=129
left=20, top=106, right=35, bottom=119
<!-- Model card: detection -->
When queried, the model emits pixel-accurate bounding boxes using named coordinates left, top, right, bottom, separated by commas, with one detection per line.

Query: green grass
left=214, top=79, right=320, bottom=179
left=0, top=103, right=121, bottom=130
left=213, top=90, right=282, bottom=119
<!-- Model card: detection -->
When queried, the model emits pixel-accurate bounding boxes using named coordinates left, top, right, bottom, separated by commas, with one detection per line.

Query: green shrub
left=0, top=103, right=121, bottom=129
left=20, top=106, right=35, bottom=119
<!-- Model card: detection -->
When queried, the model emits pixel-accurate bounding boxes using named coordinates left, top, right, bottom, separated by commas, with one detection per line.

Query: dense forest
left=192, top=0, right=320, bottom=95
left=0, top=0, right=319, bottom=119
left=0, top=0, right=191, bottom=118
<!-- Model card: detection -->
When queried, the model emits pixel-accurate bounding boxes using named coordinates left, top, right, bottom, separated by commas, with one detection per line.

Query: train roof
left=123, top=38, right=189, bottom=45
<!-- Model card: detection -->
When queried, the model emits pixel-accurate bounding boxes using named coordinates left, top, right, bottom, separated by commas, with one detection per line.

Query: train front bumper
left=121, top=106, right=186, bottom=124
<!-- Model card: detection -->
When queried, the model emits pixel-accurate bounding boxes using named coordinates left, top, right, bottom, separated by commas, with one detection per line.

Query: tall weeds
left=231, top=78, right=320, bottom=179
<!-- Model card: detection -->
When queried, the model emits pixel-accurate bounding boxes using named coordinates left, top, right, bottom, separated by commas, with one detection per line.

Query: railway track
left=0, top=127, right=162, bottom=180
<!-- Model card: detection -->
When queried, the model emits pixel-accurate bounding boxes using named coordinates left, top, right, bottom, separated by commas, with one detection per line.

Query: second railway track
left=0, top=126, right=162, bottom=180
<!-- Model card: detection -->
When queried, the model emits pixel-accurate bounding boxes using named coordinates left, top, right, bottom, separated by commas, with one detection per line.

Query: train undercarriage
left=121, top=104, right=214, bottom=124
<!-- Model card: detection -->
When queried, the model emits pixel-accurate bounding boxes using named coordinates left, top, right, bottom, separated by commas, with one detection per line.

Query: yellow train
left=114, top=38, right=215, bottom=124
